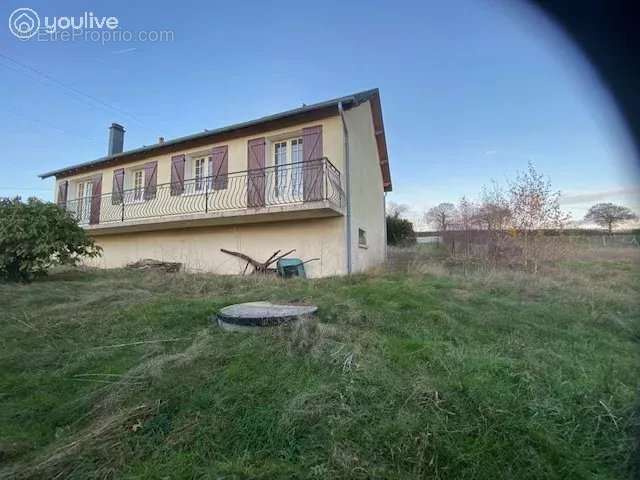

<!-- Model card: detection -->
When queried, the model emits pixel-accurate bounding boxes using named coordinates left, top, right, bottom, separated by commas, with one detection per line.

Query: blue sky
left=1, top=0, right=638, bottom=228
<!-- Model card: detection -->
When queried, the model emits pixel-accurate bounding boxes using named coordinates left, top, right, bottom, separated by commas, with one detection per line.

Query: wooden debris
left=220, top=248, right=297, bottom=275
left=126, top=258, right=182, bottom=273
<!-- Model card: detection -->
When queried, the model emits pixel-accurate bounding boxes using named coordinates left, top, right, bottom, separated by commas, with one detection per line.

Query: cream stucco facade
left=343, top=101, right=387, bottom=273
left=45, top=90, right=391, bottom=277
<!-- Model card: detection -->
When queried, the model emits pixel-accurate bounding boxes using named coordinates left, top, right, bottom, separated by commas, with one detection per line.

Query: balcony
left=64, top=158, right=344, bottom=234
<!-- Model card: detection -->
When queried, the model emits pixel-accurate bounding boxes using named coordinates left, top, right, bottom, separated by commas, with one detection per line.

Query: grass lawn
left=1, top=246, right=639, bottom=479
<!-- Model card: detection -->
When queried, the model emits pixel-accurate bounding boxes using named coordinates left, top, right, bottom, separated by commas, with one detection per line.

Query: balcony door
left=75, top=180, right=93, bottom=223
left=273, top=137, right=303, bottom=204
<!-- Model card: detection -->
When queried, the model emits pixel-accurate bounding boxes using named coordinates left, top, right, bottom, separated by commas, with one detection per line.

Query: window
left=291, top=137, right=303, bottom=196
left=358, top=228, right=367, bottom=248
left=133, top=169, right=144, bottom=201
left=194, top=157, right=206, bottom=191
left=273, top=138, right=303, bottom=199
left=274, top=141, right=287, bottom=197
left=75, top=180, right=93, bottom=222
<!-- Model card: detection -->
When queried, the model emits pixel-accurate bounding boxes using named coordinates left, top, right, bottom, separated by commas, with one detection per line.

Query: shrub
left=386, top=213, right=416, bottom=246
left=0, top=197, right=101, bottom=282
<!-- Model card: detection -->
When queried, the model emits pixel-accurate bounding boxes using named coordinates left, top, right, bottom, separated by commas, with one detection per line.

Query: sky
left=1, top=0, right=639, bottom=230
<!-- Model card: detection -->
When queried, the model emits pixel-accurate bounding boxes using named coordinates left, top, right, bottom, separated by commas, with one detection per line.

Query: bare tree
left=424, top=203, right=457, bottom=232
left=584, top=203, right=638, bottom=233
left=509, top=163, right=569, bottom=232
left=386, top=201, right=409, bottom=219
left=455, top=196, right=481, bottom=257
left=456, top=196, right=480, bottom=230
left=477, top=181, right=511, bottom=231
left=508, top=162, right=570, bottom=272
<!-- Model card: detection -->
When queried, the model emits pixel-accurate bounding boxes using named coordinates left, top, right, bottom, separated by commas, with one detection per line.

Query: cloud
left=112, top=47, right=138, bottom=55
left=559, top=187, right=640, bottom=205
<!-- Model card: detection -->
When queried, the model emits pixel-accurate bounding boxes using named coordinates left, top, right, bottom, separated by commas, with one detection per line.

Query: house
left=39, top=89, right=392, bottom=277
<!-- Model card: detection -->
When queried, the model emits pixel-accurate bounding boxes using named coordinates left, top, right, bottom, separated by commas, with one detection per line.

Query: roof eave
left=38, top=91, right=372, bottom=179
left=367, top=90, right=392, bottom=192
left=38, top=88, right=392, bottom=193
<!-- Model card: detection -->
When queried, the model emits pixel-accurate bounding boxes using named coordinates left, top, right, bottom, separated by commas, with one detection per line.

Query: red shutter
left=303, top=125, right=323, bottom=201
left=89, top=174, right=102, bottom=225
left=57, top=180, right=68, bottom=208
left=143, top=161, right=158, bottom=200
left=247, top=138, right=265, bottom=207
left=210, top=145, right=229, bottom=190
left=112, top=168, right=124, bottom=205
left=170, top=155, right=185, bottom=195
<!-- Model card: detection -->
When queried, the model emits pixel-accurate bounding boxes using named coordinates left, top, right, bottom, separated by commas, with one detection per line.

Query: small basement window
left=358, top=228, right=367, bottom=248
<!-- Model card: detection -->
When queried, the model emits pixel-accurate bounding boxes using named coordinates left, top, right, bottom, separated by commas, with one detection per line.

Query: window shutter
left=170, top=155, right=185, bottom=196
left=210, top=145, right=228, bottom=190
left=89, top=174, right=102, bottom=225
left=247, top=138, right=265, bottom=207
left=57, top=180, right=68, bottom=208
left=302, top=125, right=323, bottom=202
left=143, top=161, right=158, bottom=200
left=112, top=168, right=124, bottom=205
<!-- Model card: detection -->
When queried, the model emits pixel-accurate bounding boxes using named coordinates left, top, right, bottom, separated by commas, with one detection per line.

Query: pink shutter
left=57, top=180, right=68, bottom=208
left=112, top=168, right=124, bottom=205
left=89, top=174, right=102, bottom=225
left=143, top=161, right=158, bottom=200
left=302, top=125, right=323, bottom=201
left=170, top=155, right=185, bottom=195
left=247, top=138, right=265, bottom=207
left=210, top=145, right=229, bottom=190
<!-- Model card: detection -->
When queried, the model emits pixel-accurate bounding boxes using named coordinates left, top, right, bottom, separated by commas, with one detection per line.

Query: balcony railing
left=64, top=157, right=344, bottom=226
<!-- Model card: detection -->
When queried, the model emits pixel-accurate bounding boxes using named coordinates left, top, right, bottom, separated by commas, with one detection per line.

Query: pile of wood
left=126, top=258, right=182, bottom=273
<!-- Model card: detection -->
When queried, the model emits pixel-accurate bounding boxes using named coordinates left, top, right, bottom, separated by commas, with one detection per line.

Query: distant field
left=1, top=245, right=638, bottom=479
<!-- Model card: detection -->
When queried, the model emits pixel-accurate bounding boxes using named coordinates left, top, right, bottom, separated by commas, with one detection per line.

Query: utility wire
left=3, top=107, right=103, bottom=145
left=0, top=51, right=145, bottom=126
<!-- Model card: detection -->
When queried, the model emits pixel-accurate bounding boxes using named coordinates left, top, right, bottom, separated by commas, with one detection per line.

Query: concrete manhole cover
left=215, top=301, right=318, bottom=332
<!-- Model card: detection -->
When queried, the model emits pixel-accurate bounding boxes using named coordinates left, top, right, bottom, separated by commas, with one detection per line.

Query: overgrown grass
left=1, top=246, right=639, bottom=479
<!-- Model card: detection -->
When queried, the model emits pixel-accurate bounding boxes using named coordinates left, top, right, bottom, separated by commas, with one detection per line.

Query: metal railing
left=64, top=157, right=344, bottom=226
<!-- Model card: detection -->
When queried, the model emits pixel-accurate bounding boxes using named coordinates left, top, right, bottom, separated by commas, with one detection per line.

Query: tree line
left=388, top=163, right=638, bottom=272
left=424, top=164, right=637, bottom=234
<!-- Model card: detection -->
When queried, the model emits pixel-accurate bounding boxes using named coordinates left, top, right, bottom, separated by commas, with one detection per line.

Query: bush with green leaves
left=0, top=197, right=101, bottom=282
left=386, top=212, right=416, bottom=246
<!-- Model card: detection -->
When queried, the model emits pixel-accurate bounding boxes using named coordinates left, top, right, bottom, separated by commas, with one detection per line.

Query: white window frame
left=183, top=155, right=211, bottom=195
left=274, top=141, right=287, bottom=197
left=73, top=178, right=93, bottom=223
left=290, top=137, right=303, bottom=197
left=271, top=137, right=303, bottom=201
left=132, top=169, right=145, bottom=202
left=194, top=157, right=206, bottom=192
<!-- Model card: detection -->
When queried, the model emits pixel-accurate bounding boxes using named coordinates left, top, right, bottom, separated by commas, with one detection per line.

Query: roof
left=40, top=88, right=392, bottom=191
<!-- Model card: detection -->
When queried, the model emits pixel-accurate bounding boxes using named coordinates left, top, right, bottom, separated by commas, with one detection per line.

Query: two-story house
left=39, top=89, right=392, bottom=277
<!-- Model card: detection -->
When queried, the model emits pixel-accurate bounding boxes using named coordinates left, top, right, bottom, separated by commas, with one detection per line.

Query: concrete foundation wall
left=84, top=217, right=346, bottom=278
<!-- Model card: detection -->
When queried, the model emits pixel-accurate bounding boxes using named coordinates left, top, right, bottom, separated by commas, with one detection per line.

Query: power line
left=0, top=51, right=145, bottom=126
left=3, top=107, right=103, bottom=145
